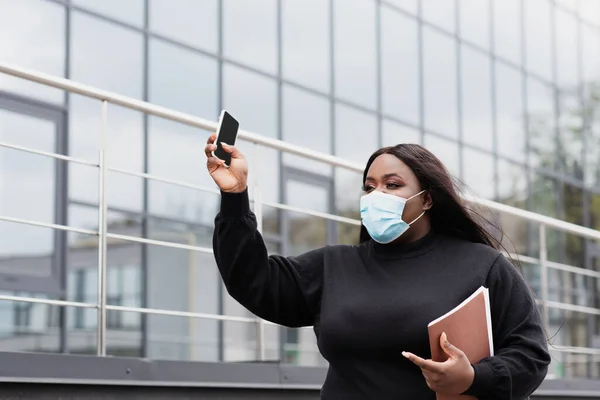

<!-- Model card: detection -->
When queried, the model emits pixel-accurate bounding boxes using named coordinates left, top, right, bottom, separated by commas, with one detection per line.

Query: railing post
left=539, top=224, right=550, bottom=334
left=252, top=142, right=266, bottom=361
left=96, top=100, right=108, bottom=356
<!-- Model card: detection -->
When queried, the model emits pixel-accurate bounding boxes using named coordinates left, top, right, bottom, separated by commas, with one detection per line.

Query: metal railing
left=1, top=62, right=600, bottom=373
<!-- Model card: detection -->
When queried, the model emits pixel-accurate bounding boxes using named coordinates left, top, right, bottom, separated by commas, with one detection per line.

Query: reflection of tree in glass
left=527, top=82, right=600, bottom=267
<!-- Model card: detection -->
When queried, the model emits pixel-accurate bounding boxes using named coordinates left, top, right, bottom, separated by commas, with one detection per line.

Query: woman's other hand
left=402, top=332, right=475, bottom=395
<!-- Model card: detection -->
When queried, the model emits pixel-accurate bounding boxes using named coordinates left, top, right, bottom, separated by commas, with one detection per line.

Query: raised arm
left=205, top=133, right=323, bottom=327
left=463, top=254, right=551, bottom=399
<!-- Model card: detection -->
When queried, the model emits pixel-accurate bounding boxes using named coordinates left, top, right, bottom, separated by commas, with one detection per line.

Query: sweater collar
left=367, top=229, right=440, bottom=259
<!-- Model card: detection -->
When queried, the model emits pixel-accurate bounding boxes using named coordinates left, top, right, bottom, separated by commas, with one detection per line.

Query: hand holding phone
left=205, top=110, right=248, bottom=194
left=213, top=110, right=240, bottom=167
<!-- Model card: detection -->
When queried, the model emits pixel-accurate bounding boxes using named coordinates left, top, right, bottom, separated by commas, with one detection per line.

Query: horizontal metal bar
left=464, top=194, right=600, bottom=242
left=546, top=260, right=600, bottom=279
left=0, top=63, right=599, bottom=240
left=551, top=346, right=600, bottom=356
left=0, top=295, right=259, bottom=324
left=0, top=215, right=98, bottom=235
left=0, top=295, right=96, bottom=309
left=262, top=201, right=362, bottom=226
left=544, top=301, right=600, bottom=316
left=106, top=233, right=214, bottom=253
left=507, top=254, right=600, bottom=280
left=0, top=63, right=360, bottom=172
left=105, top=305, right=256, bottom=323
left=108, top=167, right=221, bottom=196
left=506, top=253, right=540, bottom=265
left=0, top=141, right=98, bottom=167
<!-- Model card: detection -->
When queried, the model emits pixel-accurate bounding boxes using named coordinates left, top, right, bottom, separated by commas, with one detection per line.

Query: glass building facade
left=0, top=0, right=599, bottom=380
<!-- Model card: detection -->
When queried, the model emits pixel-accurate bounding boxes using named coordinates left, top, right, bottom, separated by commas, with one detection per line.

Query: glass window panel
left=493, top=0, right=521, bottom=65
left=334, top=104, right=377, bottom=214
left=73, top=0, right=144, bottom=26
left=527, top=78, right=556, bottom=170
left=282, top=0, right=330, bottom=92
left=588, top=121, right=600, bottom=188
left=421, top=0, right=455, bottom=32
left=144, top=312, right=221, bottom=362
left=149, top=0, right=218, bottom=52
left=69, top=96, right=144, bottom=212
left=496, top=62, right=526, bottom=162
left=334, top=0, right=377, bottom=109
left=0, top=110, right=55, bottom=257
left=282, top=86, right=332, bottom=176
left=555, top=0, right=578, bottom=12
left=0, top=0, right=65, bottom=103
left=555, top=10, right=579, bottom=89
left=335, top=105, right=378, bottom=164
left=223, top=0, right=277, bottom=74
left=582, top=25, right=600, bottom=97
left=139, top=238, right=221, bottom=361
left=592, top=193, right=600, bottom=231
left=147, top=39, right=219, bottom=225
left=461, top=46, right=493, bottom=150
left=529, top=172, right=558, bottom=217
left=558, top=184, right=586, bottom=267
left=385, top=0, right=418, bottom=15
left=145, top=240, right=219, bottom=317
left=496, top=160, right=529, bottom=255
left=149, top=39, right=218, bottom=117
left=423, top=27, right=458, bottom=139
left=381, top=120, right=421, bottom=147
left=71, top=12, right=143, bottom=99
left=223, top=65, right=279, bottom=203
left=557, top=93, right=584, bottom=178
left=580, top=0, right=600, bottom=26
left=285, top=181, right=330, bottom=255
left=148, top=119, right=219, bottom=227
left=381, top=10, right=419, bottom=124
left=460, top=0, right=489, bottom=50
left=423, top=134, right=460, bottom=177
left=525, top=0, right=552, bottom=80
left=223, top=65, right=277, bottom=139
left=0, top=296, right=62, bottom=352
left=462, top=148, right=495, bottom=199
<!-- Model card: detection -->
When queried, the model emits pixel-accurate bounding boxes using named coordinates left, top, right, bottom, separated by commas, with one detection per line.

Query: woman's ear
left=422, top=190, right=433, bottom=211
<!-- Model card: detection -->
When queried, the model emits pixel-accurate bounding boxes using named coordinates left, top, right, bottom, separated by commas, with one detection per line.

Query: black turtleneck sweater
left=212, top=190, right=550, bottom=399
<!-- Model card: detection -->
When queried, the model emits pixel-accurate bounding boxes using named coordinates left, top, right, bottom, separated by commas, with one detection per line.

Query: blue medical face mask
left=359, top=190, right=426, bottom=244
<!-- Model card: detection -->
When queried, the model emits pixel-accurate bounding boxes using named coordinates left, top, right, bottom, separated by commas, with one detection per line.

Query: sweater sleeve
left=463, top=254, right=551, bottom=399
left=212, top=189, right=324, bottom=328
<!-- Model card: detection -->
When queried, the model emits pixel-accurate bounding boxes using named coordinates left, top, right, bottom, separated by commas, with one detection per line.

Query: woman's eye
left=362, top=185, right=375, bottom=193
left=386, top=183, right=401, bottom=189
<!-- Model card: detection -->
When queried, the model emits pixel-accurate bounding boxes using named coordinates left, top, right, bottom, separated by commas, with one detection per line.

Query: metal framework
left=0, top=62, right=600, bottom=372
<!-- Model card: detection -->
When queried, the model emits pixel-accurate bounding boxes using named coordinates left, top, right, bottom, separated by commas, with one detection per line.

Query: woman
left=205, top=134, right=550, bottom=399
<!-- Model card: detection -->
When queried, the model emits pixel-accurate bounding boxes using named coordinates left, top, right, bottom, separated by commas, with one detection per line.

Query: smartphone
left=213, top=110, right=240, bottom=167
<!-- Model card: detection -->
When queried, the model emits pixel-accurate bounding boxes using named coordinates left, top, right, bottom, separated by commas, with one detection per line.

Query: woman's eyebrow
left=364, top=173, right=406, bottom=181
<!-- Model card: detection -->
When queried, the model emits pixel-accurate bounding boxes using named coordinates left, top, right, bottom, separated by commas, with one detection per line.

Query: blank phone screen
left=214, top=112, right=239, bottom=166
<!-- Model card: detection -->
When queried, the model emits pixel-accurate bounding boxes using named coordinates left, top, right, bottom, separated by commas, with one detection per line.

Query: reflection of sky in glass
left=0, top=110, right=55, bottom=255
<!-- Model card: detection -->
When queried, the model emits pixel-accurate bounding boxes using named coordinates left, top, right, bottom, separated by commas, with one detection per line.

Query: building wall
left=0, top=0, right=599, bottom=379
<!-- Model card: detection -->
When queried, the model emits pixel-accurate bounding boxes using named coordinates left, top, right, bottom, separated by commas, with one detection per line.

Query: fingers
left=440, top=332, right=465, bottom=359
left=220, top=143, right=243, bottom=159
left=206, top=133, right=216, bottom=145
left=206, top=154, right=225, bottom=170
left=205, top=134, right=217, bottom=158
left=403, top=351, right=443, bottom=373
left=204, top=143, right=216, bottom=158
